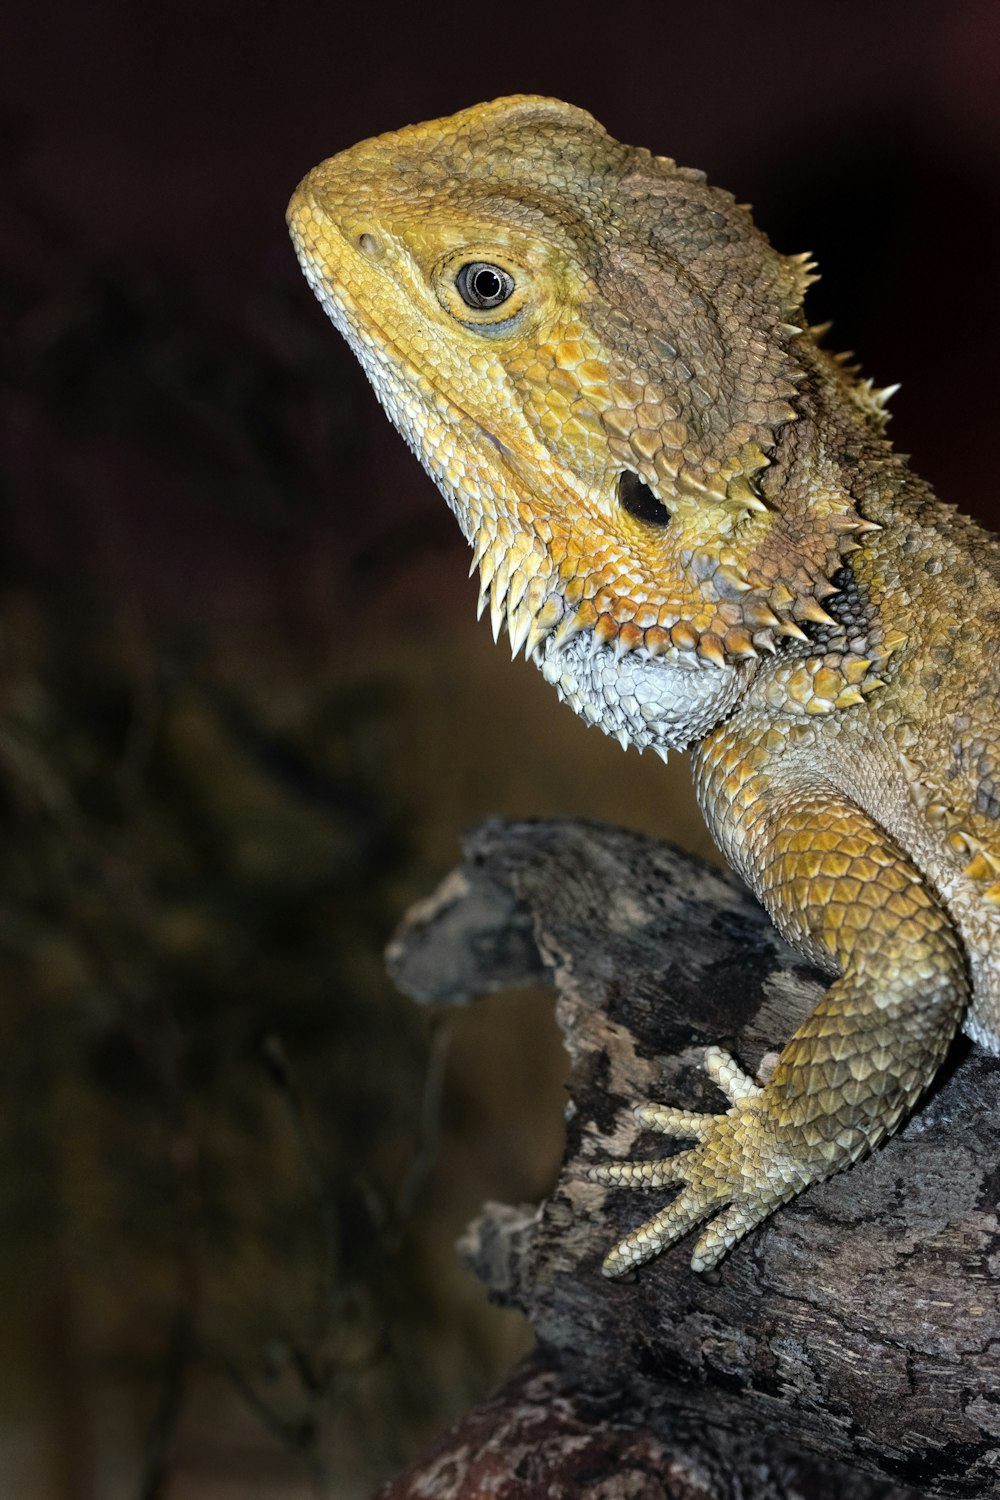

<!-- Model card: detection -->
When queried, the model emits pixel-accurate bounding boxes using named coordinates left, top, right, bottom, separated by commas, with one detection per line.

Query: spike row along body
left=288, top=97, right=1000, bottom=1274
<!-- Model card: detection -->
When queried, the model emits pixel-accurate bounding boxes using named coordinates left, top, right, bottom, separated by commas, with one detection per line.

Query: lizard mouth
left=292, top=230, right=572, bottom=653
left=293, top=229, right=516, bottom=462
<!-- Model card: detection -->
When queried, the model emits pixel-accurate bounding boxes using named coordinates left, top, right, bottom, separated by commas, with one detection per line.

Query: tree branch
left=386, top=818, right=1000, bottom=1500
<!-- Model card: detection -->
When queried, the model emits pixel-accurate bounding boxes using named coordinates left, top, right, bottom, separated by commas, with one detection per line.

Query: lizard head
left=288, top=96, right=868, bottom=752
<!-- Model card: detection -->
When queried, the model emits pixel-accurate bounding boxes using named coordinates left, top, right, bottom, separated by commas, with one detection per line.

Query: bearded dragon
left=287, top=97, right=1000, bottom=1276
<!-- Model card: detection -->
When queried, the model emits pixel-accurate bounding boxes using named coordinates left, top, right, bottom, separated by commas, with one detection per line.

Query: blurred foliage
left=0, top=232, right=570, bottom=1498
left=0, top=599, right=475, bottom=1495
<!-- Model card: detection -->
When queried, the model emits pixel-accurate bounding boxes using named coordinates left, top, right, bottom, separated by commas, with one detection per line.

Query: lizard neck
left=522, top=341, right=902, bottom=762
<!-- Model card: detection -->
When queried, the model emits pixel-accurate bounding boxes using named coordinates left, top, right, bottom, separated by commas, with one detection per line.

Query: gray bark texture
left=383, top=819, right=1000, bottom=1500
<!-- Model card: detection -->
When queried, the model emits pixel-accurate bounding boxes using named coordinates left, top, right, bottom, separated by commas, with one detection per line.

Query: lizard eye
left=618, top=470, right=671, bottom=526
left=456, top=262, right=515, bottom=310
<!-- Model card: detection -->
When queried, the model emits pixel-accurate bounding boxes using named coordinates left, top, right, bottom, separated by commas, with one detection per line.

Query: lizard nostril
left=356, top=231, right=384, bottom=261
left=618, top=470, right=671, bottom=526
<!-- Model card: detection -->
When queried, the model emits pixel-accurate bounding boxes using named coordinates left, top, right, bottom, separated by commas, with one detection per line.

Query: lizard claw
left=588, top=1047, right=806, bottom=1275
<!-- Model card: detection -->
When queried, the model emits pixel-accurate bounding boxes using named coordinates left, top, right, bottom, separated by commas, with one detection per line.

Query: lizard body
left=288, top=97, right=1000, bottom=1274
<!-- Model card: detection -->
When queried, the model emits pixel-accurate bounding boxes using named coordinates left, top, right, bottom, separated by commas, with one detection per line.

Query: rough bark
left=385, top=819, right=1000, bottom=1500
left=377, top=1355, right=917, bottom=1500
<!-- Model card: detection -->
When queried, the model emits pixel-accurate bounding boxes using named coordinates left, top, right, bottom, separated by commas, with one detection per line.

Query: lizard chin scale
left=535, top=628, right=745, bottom=753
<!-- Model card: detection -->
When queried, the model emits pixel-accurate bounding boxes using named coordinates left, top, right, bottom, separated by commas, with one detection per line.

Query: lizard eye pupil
left=618, top=470, right=671, bottom=526
left=456, top=262, right=514, bottom=310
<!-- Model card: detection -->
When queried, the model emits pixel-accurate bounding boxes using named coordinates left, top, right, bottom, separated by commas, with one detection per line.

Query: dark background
left=2, top=2, right=999, bottom=1495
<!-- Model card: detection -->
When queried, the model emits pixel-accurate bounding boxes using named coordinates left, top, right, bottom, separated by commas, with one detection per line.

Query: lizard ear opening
left=618, top=470, right=671, bottom=526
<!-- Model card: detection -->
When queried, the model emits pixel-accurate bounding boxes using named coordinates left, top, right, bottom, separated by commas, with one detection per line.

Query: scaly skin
left=287, top=97, right=1000, bottom=1274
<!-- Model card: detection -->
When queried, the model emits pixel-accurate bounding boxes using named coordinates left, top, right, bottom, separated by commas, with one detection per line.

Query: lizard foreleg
left=591, top=794, right=969, bottom=1274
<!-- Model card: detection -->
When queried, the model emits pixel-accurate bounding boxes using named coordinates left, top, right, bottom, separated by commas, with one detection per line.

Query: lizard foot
left=588, top=1046, right=812, bottom=1275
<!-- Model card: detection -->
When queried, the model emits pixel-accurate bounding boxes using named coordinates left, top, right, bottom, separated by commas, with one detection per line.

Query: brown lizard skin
left=287, top=97, right=1000, bottom=1275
